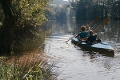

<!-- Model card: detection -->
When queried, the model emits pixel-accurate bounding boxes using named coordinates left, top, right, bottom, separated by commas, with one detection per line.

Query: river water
left=44, top=19, right=120, bottom=80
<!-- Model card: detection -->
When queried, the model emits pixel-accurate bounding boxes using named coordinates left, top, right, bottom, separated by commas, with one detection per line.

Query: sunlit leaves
left=11, top=0, right=52, bottom=26
left=10, top=0, right=53, bottom=44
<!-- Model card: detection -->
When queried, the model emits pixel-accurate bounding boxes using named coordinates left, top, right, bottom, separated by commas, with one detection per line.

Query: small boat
left=71, top=37, right=114, bottom=57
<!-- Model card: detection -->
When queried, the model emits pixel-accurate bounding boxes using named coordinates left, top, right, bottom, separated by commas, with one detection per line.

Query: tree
left=0, top=0, right=52, bottom=55
left=70, top=0, right=120, bottom=21
left=110, top=0, right=120, bottom=19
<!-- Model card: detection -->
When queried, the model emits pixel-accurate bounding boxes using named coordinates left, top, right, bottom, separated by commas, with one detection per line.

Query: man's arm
left=86, top=24, right=91, bottom=31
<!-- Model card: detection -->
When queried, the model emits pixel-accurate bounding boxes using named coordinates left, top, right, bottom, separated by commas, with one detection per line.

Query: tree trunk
left=0, top=0, right=15, bottom=55
left=0, top=18, right=15, bottom=55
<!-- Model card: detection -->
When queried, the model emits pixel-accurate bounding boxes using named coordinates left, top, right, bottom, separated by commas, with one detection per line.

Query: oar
left=88, top=16, right=101, bottom=26
left=65, top=16, right=100, bottom=43
left=93, top=18, right=110, bottom=32
left=75, top=17, right=110, bottom=47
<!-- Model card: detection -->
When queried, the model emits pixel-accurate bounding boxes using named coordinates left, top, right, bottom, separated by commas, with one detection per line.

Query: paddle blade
left=94, top=18, right=110, bottom=32
left=88, top=16, right=101, bottom=25
left=101, top=18, right=110, bottom=26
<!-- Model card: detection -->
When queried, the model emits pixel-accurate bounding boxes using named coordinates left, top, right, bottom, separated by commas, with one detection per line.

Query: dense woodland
left=69, top=0, right=120, bottom=21
left=0, top=0, right=120, bottom=55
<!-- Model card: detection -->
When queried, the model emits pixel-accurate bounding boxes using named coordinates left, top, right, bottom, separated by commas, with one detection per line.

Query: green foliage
left=7, top=0, right=53, bottom=52
left=0, top=54, right=57, bottom=80
left=46, top=4, right=70, bottom=20
left=45, top=6, right=56, bottom=20
left=0, top=0, right=54, bottom=54
left=12, top=0, right=52, bottom=26
left=86, top=4, right=102, bottom=19
left=70, top=0, right=120, bottom=20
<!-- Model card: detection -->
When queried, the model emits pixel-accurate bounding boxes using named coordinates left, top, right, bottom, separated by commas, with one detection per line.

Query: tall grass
left=0, top=50, right=58, bottom=80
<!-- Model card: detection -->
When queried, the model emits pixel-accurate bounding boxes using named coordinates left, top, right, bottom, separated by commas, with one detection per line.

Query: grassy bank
left=0, top=49, right=58, bottom=80
left=0, top=29, right=59, bottom=80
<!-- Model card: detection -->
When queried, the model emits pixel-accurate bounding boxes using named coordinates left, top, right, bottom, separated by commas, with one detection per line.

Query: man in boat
left=76, top=24, right=90, bottom=41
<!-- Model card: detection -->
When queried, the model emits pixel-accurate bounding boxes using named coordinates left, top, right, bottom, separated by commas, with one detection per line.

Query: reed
left=0, top=50, right=58, bottom=80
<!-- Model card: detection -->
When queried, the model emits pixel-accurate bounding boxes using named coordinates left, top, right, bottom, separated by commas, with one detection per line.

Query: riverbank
left=0, top=29, right=59, bottom=79
left=0, top=47, right=57, bottom=80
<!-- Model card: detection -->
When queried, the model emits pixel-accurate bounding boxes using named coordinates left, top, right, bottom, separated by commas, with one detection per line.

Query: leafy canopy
left=12, top=0, right=53, bottom=27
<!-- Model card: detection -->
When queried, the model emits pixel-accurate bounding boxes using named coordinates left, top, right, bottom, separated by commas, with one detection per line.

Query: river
left=44, top=19, right=120, bottom=80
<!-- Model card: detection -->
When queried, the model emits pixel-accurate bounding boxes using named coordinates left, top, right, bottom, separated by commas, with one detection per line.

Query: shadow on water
left=76, top=48, right=114, bottom=58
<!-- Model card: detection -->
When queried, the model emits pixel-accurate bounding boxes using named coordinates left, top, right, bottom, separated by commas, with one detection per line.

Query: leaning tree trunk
left=0, top=0, right=15, bottom=55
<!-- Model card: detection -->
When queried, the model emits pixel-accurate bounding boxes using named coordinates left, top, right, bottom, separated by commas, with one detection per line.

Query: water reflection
left=42, top=19, right=76, bottom=36
left=44, top=19, right=120, bottom=55
left=44, top=19, right=120, bottom=80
